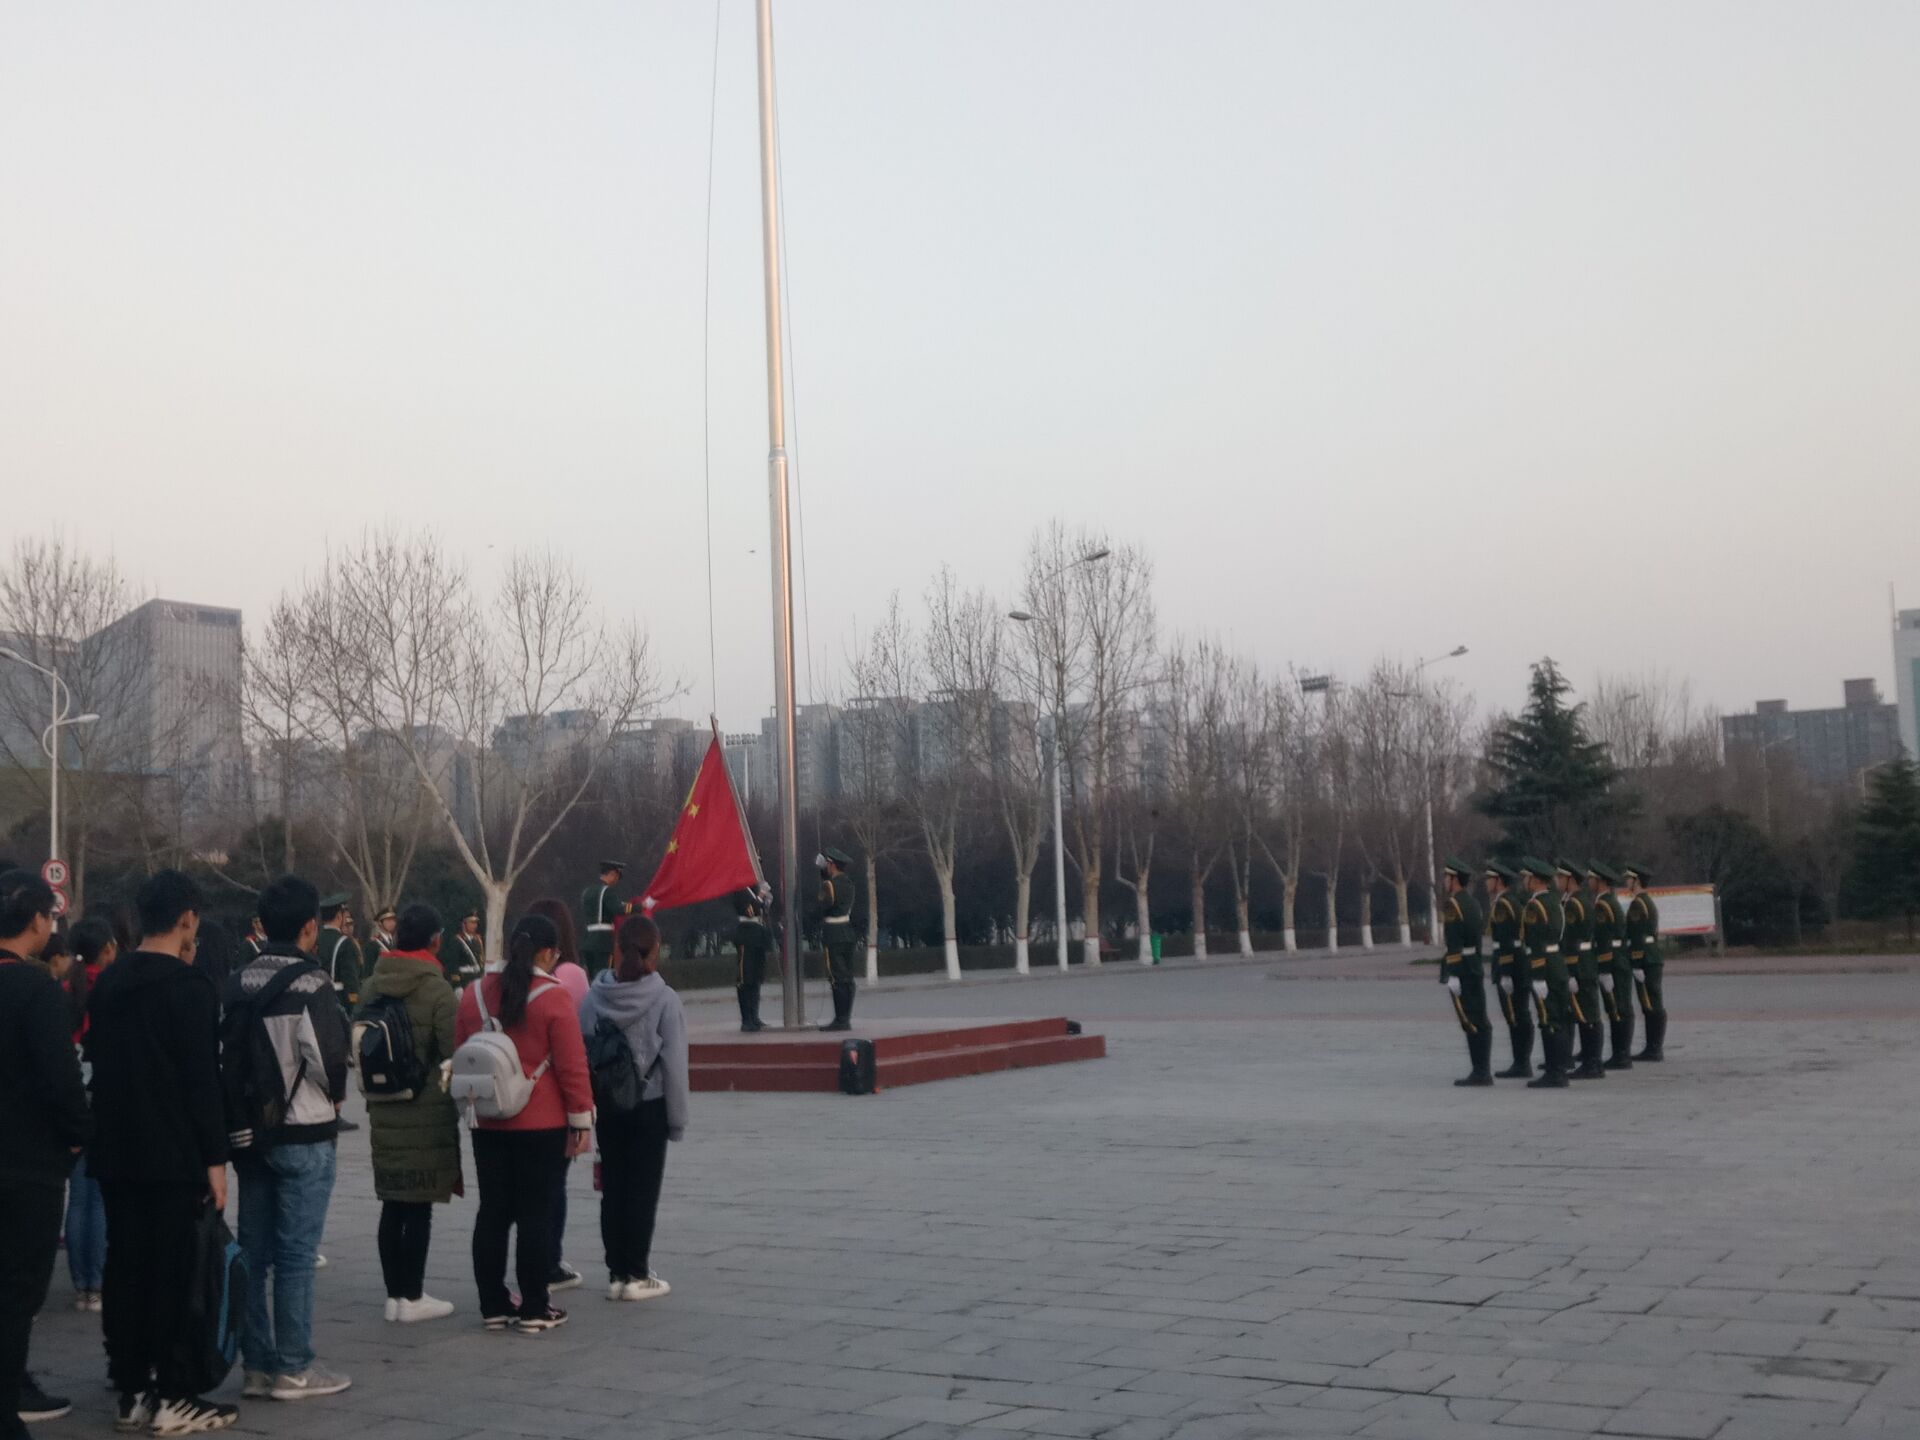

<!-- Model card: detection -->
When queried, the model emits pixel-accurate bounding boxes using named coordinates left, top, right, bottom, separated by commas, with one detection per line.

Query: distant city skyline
left=4, top=3, right=1916, bottom=726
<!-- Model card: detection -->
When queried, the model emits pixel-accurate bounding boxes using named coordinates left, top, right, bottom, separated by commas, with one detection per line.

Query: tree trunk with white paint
left=1013, top=869, right=1032, bottom=975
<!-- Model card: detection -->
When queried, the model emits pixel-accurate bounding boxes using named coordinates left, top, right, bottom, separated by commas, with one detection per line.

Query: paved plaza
left=30, top=953, right=1920, bottom=1439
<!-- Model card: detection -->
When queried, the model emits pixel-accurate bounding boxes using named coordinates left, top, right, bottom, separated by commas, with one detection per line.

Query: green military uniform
left=319, top=908, right=363, bottom=1009
left=734, top=885, right=772, bottom=1033
left=1438, top=858, right=1492, bottom=1086
left=1558, top=860, right=1606, bottom=1081
left=445, top=913, right=485, bottom=990
left=1588, top=864, right=1634, bottom=1070
left=1485, top=863, right=1533, bottom=1078
left=1624, top=864, right=1666, bottom=1061
left=1519, top=857, right=1571, bottom=1089
left=816, top=846, right=857, bottom=1032
left=580, top=861, right=628, bottom=978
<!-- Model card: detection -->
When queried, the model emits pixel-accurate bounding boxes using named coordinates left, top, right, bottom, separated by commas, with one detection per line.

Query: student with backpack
left=62, top=917, right=116, bottom=1312
left=223, top=875, right=352, bottom=1405
left=86, top=870, right=234, bottom=1435
left=452, top=912, right=593, bottom=1334
left=356, top=903, right=463, bottom=1323
left=577, top=915, right=688, bottom=1303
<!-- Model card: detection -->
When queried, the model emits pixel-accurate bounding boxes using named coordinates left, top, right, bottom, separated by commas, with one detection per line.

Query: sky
left=3, top=1, right=1917, bottom=732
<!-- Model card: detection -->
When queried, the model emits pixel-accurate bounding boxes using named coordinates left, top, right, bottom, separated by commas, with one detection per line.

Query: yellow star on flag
left=685, top=801, right=700, bottom=817
left=666, top=839, right=679, bottom=854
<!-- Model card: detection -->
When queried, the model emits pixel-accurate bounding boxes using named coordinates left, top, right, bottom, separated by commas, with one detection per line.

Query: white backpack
left=449, top=976, right=559, bottom=1123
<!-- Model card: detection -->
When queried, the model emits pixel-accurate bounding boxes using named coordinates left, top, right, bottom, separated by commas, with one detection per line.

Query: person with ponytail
left=453, top=912, right=593, bottom=1334
left=577, top=914, right=687, bottom=1303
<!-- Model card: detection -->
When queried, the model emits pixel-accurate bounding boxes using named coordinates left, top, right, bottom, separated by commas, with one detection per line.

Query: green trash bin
left=1150, top=933, right=1163, bottom=964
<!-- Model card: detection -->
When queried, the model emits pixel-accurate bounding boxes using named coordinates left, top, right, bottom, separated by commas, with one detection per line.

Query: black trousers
left=0, top=1180, right=63, bottom=1437
left=377, top=1200, right=433, bottom=1301
left=470, top=1129, right=566, bottom=1320
left=551, top=1161, right=570, bottom=1267
left=100, top=1181, right=205, bottom=1399
left=598, top=1099, right=669, bottom=1282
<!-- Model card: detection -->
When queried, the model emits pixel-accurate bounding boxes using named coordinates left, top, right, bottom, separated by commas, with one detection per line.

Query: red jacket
left=454, top=970, right=593, bottom=1132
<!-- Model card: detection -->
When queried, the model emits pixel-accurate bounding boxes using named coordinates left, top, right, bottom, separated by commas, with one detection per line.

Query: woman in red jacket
left=453, top=913, right=592, bottom=1333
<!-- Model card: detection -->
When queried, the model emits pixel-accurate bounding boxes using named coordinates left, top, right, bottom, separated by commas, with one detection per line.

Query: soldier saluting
left=1437, top=858, right=1491, bottom=1086
left=580, top=860, right=630, bottom=978
left=1557, top=858, right=1606, bottom=1081
left=1587, top=863, right=1633, bottom=1070
left=815, top=847, right=857, bottom=1032
left=1519, top=857, right=1572, bottom=1089
left=1485, top=862, right=1532, bottom=1078
left=1622, top=863, right=1666, bottom=1062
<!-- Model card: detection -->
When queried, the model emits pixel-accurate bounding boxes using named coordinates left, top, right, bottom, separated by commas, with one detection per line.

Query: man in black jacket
left=87, top=869, right=235, bottom=1436
left=0, top=870, right=90, bottom=1440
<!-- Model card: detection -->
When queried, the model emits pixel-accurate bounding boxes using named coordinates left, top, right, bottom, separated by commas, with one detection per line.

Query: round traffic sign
left=49, top=888, right=70, bottom=919
left=41, top=859, right=69, bottom=888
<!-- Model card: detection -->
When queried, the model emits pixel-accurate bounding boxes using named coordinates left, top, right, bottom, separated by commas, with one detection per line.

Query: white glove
left=1532, top=980, right=1547, bottom=1000
left=1445, top=976, right=1461, bottom=996
left=1633, top=968, right=1646, bottom=983
left=1498, top=978, right=1513, bottom=996
left=1599, top=973, right=1614, bottom=993
left=1568, top=977, right=1578, bottom=993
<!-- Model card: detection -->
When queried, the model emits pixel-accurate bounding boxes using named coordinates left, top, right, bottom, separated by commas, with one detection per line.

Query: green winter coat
left=359, top=950, right=463, bottom=1204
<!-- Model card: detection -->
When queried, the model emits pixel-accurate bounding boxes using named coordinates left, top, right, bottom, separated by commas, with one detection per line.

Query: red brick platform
left=689, top=1016, right=1105, bottom=1093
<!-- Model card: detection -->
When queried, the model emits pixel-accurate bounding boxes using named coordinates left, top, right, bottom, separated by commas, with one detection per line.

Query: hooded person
left=577, top=914, right=688, bottom=1302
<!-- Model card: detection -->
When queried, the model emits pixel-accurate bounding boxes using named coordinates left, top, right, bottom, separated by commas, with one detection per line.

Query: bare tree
left=1157, top=636, right=1229, bottom=957
left=1113, top=757, right=1158, bottom=964
left=994, top=600, right=1054, bottom=973
left=1349, top=661, right=1429, bottom=948
left=1022, top=524, right=1156, bottom=965
left=1255, top=675, right=1315, bottom=952
left=1220, top=658, right=1274, bottom=957
left=1306, top=687, right=1353, bottom=951
left=837, top=621, right=914, bottom=981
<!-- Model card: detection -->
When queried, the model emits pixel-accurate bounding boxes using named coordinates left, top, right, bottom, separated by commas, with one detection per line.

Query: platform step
left=690, top=1024, right=1105, bottom=1093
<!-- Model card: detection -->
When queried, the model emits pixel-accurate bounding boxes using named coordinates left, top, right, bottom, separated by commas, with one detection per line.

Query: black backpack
left=218, top=962, right=308, bottom=1152
left=587, top=1018, right=643, bottom=1114
left=180, top=1201, right=246, bottom=1396
left=354, top=992, right=424, bottom=1102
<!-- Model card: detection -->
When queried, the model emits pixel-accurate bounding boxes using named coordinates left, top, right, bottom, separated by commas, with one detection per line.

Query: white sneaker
left=268, top=1364, right=351, bottom=1401
left=620, top=1273, right=671, bottom=1302
left=393, top=1295, right=455, bottom=1324
left=383, top=1298, right=398, bottom=1323
left=607, top=1278, right=628, bottom=1301
left=113, top=1391, right=155, bottom=1433
left=148, top=1398, right=237, bottom=1435
left=240, top=1370, right=273, bottom=1399
left=313, top=1253, right=328, bottom=1269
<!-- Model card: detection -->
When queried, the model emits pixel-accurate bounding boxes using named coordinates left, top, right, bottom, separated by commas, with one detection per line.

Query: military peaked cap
left=1483, top=860, right=1518, bottom=883
left=1621, top=862, right=1654, bottom=884
left=598, top=859, right=627, bottom=873
left=1519, top=855, right=1557, bottom=881
left=1586, top=861, right=1620, bottom=886
left=1441, top=856, right=1474, bottom=880
left=823, top=846, right=853, bottom=867
left=1553, top=856, right=1584, bottom=878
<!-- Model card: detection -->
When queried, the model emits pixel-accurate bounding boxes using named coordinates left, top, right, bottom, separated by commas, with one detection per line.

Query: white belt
left=824, top=916, right=851, bottom=925
left=1544, top=945, right=1560, bottom=953
left=1578, top=942, right=1592, bottom=951
left=587, top=924, right=613, bottom=933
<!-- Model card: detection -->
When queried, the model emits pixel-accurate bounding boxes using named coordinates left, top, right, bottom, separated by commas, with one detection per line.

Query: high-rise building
left=1720, top=680, right=1902, bottom=787
left=754, top=703, right=839, bottom=811
left=1895, top=609, right=1920, bottom=760
left=86, top=599, right=245, bottom=818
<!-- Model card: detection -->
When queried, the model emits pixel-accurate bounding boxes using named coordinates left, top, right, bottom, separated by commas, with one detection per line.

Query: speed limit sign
left=49, top=888, right=70, bottom=919
left=41, top=858, right=69, bottom=888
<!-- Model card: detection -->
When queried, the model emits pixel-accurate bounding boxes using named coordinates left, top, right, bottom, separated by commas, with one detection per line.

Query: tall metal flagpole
left=756, top=0, right=805, bottom=1028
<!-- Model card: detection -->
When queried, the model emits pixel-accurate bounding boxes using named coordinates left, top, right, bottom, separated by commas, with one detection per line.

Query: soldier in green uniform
left=446, top=906, right=485, bottom=989
left=1519, top=857, right=1571, bottom=1089
left=369, top=906, right=397, bottom=958
left=1622, top=863, right=1666, bottom=1062
left=1437, top=857, right=1491, bottom=1086
left=733, top=883, right=773, bottom=1033
left=1587, top=863, right=1633, bottom=1070
left=815, top=847, right=857, bottom=1032
left=580, top=860, right=629, bottom=978
left=1557, top=858, right=1606, bottom=1081
left=1485, top=861, right=1532, bottom=1078
left=318, top=893, right=363, bottom=1008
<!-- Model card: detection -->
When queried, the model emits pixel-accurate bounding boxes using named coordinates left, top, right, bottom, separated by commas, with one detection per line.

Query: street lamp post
left=0, top=646, right=100, bottom=875
left=1406, top=645, right=1468, bottom=948
left=1009, top=547, right=1109, bottom=974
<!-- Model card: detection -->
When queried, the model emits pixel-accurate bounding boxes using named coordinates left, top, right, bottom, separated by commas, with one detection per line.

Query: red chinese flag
left=637, top=736, right=762, bottom=914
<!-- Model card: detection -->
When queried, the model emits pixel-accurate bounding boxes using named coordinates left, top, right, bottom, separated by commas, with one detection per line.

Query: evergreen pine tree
left=1850, top=757, right=1920, bottom=942
left=1478, top=658, right=1623, bottom=858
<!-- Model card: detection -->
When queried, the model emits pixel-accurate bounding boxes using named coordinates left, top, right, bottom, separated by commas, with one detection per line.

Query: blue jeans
left=65, top=1157, right=107, bottom=1292
left=236, top=1142, right=336, bottom=1376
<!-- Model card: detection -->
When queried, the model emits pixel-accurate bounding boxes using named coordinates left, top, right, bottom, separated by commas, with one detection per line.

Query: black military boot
left=1636, top=1011, right=1665, bottom=1062
left=1497, top=1008, right=1534, bottom=1079
left=1605, top=1015, right=1634, bottom=1070
left=1455, top=1029, right=1494, bottom=1086
left=1527, top=1028, right=1570, bottom=1088
left=1573, top=1023, right=1607, bottom=1079
left=819, top=983, right=852, bottom=1032
left=738, top=985, right=764, bottom=1033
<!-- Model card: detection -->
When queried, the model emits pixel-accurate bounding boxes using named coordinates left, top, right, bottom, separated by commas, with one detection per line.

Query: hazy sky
left=4, top=2, right=1917, bottom=729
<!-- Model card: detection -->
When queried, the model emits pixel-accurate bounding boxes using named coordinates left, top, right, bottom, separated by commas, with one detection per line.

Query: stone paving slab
left=26, top=966, right=1920, bottom=1439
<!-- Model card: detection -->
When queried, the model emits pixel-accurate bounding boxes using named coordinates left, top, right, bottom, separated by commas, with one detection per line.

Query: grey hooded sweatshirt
left=578, top=969, right=690, bottom=1140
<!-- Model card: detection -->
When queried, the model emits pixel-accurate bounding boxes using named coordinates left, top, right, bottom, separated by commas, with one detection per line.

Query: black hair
left=135, top=869, right=203, bottom=940
left=70, top=917, right=115, bottom=967
left=500, top=913, right=558, bottom=1029
left=0, top=869, right=56, bottom=941
left=395, top=902, right=441, bottom=953
left=192, top=917, right=240, bottom=994
left=614, top=914, right=660, bottom=983
left=43, top=932, right=69, bottom=962
left=526, top=898, right=579, bottom=969
left=319, top=900, right=346, bottom=923
left=258, top=873, right=321, bottom=944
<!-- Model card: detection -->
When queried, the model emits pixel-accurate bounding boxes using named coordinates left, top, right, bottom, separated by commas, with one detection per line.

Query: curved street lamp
left=0, top=645, right=100, bottom=877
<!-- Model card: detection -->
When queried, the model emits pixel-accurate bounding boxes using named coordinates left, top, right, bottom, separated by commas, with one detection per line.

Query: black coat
left=85, top=951, right=229, bottom=1184
left=0, top=950, right=91, bottom=1188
